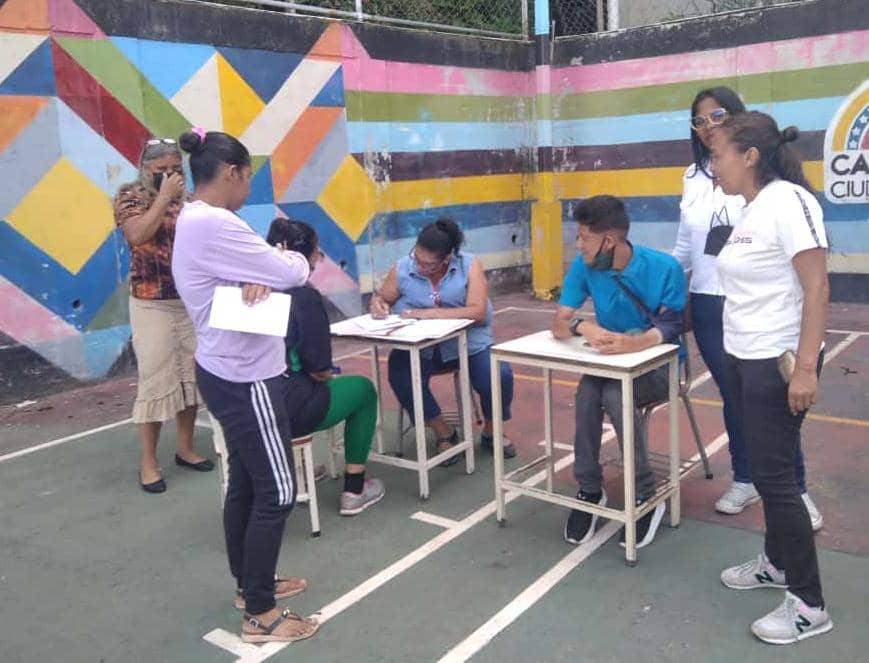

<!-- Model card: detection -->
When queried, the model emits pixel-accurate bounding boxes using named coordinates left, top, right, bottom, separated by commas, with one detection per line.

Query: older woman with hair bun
left=114, top=138, right=212, bottom=494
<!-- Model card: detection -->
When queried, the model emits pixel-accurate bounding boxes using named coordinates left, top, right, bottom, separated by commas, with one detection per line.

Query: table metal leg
left=622, top=375, right=637, bottom=566
left=410, top=348, right=429, bottom=499
left=492, top=356, right=506, bottom=524
left=543, top=367, right=554, bottom=493
left=458, top=331, right=475, bottom=475
left=669, top=357, right=681, bottom=528
left=370, top=345, right=385, bottom=455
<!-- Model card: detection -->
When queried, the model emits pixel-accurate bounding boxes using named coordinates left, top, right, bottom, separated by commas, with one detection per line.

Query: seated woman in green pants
left=267, top=218, right=385, bottom=516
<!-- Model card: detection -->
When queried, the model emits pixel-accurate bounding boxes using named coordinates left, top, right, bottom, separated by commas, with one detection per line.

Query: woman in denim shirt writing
left=370, top=218, right=517, bottom=465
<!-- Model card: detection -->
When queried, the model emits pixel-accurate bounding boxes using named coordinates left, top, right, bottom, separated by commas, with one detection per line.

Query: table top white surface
left=491, top=330, right=678, bottom=370
left=330, top=314, right=474, bottom=343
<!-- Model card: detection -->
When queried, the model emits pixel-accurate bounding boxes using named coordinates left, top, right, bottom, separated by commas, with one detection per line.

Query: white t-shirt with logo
left=717, top=179, right=827, bottom=360
left=673, top=164, right=746, bottom=295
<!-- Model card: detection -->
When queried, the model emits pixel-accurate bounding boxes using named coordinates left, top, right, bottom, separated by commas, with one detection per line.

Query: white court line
left=827, top=328, right=868, bottom=337
left=0, top=417, right=132, bottom=464
left=411, top=511, right=460, bottom=529
left=822, top=332, right=861, bottom=363
left=494, top=306, right=559, bottom=315
left=438, top=520, right=622, bottom=663
left=203, top=629, right=261, bottom=658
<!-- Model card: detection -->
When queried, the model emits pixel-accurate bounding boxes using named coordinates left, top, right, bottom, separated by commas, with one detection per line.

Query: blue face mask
left=589, top=236, right=615, bottom=271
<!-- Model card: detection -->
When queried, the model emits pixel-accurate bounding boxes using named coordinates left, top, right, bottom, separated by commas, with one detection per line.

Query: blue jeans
left=387, top=346, right=513, bottom=424
left=691, top=293, right=806, bottom=492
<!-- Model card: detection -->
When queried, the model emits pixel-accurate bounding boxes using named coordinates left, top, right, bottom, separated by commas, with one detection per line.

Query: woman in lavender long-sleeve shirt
left=171, top=129, right=318, bottom=644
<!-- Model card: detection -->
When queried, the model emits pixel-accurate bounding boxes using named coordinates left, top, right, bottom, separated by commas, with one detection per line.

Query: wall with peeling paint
left=0, top=0, right=536, bottom=402
left=550, top=0, right=869, bottom=301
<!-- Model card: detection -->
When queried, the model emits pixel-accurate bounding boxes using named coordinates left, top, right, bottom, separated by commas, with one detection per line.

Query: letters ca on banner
left=824, top=80, right=869, bottom=205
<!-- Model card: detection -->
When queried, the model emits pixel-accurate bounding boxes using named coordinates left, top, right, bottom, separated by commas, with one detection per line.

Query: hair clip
left=191, top=126, right=207, bottom=143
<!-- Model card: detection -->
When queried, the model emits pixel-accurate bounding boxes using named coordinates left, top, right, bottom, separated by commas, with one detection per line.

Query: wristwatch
left=569, top=316, right=584, bottom=336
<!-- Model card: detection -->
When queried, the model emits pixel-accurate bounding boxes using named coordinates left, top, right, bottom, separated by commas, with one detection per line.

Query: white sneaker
left=715, top=481, right=760, bottom=515
left=721, top=553, right=786, bottom=590
left=802, top=492, right=823, bottom=531
left=751, top=591, right=833, bottom=644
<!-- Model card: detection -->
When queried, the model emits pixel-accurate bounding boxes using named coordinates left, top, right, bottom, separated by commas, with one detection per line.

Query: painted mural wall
left=550, top=1, right=869, bottom=291
left=0, top=0, right=535, bottom=401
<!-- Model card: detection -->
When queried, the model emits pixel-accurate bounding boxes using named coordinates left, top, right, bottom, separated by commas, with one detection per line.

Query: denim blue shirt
left=394, top=252, right=494, bottom=361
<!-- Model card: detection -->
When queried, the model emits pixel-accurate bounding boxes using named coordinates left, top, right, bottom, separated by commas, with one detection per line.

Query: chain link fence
left=554, top=0, right=804, bottom=36
left=211, top=0, right=530, bottom=38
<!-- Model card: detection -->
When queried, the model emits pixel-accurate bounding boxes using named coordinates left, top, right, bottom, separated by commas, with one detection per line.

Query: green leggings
left=314, top=375, right=377, bottom=465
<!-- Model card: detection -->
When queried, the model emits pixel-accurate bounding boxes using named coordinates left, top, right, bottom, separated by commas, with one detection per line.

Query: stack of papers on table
left=331, top=315, right=474, bottom=342
left=348, top=314, right=415, bottom=334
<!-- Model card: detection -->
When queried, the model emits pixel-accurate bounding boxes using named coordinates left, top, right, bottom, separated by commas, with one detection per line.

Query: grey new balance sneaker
left=721, top=553, right=786, bottom=590
left=751, top=592, right=833, bottom=645
left=339, top=478, right=385, bottom=516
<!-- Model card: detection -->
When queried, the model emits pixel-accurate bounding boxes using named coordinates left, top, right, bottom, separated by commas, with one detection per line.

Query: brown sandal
left=234, top=576, right=308, bottom=610
left=241, top=608, right=319, bottom=643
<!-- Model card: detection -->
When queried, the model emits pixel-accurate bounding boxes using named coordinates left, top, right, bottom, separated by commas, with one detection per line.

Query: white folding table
left=330, top=316, right=476, bottom=499
left=489, top=331, right=681, bottom=565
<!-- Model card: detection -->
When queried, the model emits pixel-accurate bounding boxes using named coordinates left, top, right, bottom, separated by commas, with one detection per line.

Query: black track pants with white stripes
left=196, top=364, right=297, bottom=616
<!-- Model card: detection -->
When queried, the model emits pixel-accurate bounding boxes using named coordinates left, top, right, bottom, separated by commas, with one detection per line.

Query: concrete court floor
left=0, top=293, right=867, bottom=662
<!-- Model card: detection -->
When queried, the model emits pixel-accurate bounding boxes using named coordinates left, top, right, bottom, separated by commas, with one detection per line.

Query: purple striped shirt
left=172, top=200, right=310, bottom=383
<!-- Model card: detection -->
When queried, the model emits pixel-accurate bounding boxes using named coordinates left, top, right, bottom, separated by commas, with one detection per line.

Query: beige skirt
left=129, top=296, right=201, bottom=423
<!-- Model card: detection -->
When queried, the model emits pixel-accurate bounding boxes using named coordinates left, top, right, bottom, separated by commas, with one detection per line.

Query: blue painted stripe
left=534, top=0, right=550, bottom=35
left=553, top=97, right=845, bottom=147
left=357, top=219, right=531, bottom=278
left=110, top=36, right=215, bottom=100
left=347, top=121, right=533, bottom=153
left=358, top=201, right=531, bottom=245
left=277, top=202, right=360, bottom=281
left=0, top=223, right=130, bottom=329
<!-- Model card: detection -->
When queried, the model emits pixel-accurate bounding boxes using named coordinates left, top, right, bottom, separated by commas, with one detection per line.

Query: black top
left=282, top=284, right=332, bottom=437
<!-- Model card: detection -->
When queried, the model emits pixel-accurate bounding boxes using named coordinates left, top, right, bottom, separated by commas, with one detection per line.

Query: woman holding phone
left=712, top=111, right=832, bottom=644
left=114, top=138, right=212, bottom=494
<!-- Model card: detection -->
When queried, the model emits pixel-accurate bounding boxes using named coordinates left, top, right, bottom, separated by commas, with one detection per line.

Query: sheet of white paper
left=208, top=286, right=291, bottom=337
left=350, top=314, right=415, bottom=333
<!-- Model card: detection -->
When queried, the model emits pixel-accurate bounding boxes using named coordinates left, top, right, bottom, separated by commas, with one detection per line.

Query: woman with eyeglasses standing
left=370, top=217, right=517, bottom=464
left=114, top=138, right=213, bottom=494
left=673, top=88, right=821, bottom=528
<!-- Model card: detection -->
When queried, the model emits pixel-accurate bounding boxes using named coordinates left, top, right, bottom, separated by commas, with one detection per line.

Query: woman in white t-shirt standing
left=712, top=111, right=832, bottom=645
left=674, top=87, right=821, bottom=528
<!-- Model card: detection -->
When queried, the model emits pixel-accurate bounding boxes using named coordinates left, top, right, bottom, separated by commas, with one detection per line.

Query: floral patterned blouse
left=113, top=183, right=182, bottom=300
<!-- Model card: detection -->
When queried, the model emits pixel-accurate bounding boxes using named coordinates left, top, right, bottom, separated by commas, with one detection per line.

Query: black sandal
left=241, top=608, right=319, bottom=643
left=436, top=429, right=461, bottom=467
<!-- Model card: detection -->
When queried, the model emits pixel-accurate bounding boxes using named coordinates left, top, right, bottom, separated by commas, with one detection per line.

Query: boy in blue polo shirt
left=551, top=195, right=687, bottom=549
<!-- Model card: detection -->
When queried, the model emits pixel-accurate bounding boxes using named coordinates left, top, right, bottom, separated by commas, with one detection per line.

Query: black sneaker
left=564, top=490, right=607, bottom=545
left=619, top=500, right=665, bottom=549
left=480, top=433, right=517, bottom=459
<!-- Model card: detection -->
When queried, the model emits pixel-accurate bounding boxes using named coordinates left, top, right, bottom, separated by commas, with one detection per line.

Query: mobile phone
left=153, top=172, right=164, bottom=190
left=777, top=350, right=796, bottom=384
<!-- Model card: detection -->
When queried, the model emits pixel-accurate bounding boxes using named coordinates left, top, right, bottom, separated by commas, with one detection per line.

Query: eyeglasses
left=145, top=138, right=177, bottom=146
left=409, top=248, right=447, bottom=273
left=690, top=108, right=728, bottom=130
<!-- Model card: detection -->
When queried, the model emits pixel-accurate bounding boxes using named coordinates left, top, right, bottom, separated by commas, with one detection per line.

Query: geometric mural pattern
left=0, top=0, right=366, bottom=380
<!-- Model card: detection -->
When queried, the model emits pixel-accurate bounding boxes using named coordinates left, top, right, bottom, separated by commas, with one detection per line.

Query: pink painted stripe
left=341, top=24, right=531, bottom=97
left=553, top=29, right=869, bottom=94
left=0, top=276, right=79, bottom=345
left=309, top=256, right=359, bottom=295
